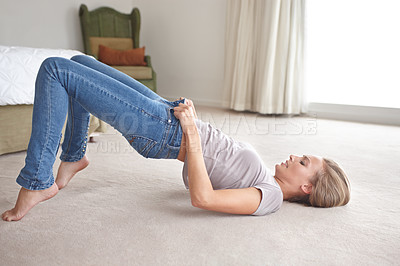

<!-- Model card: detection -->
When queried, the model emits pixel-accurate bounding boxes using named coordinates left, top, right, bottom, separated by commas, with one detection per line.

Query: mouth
left=281, top=161, right=288, bottom=168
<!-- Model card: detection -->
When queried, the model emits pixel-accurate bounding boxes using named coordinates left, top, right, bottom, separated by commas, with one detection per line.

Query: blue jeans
left=16, top=55, right=183, bottom=190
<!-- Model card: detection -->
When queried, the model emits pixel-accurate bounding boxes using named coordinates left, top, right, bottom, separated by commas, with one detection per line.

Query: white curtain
left=223, top=0, right=305, bottom=114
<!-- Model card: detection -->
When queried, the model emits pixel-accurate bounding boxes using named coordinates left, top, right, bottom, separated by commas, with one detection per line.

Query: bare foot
left=2, top=182, right=59, bottom=222
left=55, top=155, right=89, bottom=189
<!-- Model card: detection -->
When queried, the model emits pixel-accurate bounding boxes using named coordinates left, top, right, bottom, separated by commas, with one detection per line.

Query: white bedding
left=0, top=45, right=83, bottom=105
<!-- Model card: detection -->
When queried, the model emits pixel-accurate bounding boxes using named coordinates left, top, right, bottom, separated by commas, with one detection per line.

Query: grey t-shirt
left=182, top=119, right=283, bottom=216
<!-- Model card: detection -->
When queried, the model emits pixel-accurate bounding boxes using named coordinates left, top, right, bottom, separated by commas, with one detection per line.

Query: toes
left=2, top=211, right=10, bottom=221
left=2, top=210, right=20, bottom=222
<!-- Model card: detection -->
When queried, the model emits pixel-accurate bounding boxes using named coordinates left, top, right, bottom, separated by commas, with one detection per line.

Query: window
left=305, top=0, right=400, bottom=108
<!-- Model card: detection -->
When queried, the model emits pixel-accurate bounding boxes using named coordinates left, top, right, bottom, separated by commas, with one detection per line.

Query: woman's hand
left=175, top=97, right=198, bottom=119
left=173, top=103, right=197, bottom=134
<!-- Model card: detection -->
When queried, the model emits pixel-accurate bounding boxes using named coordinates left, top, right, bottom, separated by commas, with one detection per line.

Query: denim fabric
left=16, top=55, right=183, bottom=190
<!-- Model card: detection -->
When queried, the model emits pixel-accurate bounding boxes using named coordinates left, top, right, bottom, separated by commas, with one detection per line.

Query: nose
left=290, top=155, right=294, bottom=161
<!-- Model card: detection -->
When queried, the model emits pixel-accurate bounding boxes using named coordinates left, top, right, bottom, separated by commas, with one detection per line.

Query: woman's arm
left=174, top=103, right=212, bottom=205
left=174, top=103, right=262, bottom=215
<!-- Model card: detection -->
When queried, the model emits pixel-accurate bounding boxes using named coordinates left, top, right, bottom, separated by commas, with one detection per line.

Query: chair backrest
left=79, top=4, right=141, bottom=57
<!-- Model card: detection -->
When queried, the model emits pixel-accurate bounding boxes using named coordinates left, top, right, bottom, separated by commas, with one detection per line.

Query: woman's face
left=275, top=155, right=324, bottom=189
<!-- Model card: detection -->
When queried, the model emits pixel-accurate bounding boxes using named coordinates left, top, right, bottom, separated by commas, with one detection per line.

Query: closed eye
left=302, top=155, right=311, bottom=166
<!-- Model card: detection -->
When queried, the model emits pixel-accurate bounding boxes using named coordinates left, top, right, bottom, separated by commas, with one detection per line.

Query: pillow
left=98, top=45, right=147, bottom=66
left=89, top=37, right=133, bottom=58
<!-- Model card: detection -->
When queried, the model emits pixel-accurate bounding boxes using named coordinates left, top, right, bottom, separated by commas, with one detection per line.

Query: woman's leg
left=59, top=97, right=90, bottom=162
left=56, top=55, right=175, bottom=189
left=57, top=55, right=167, bottom=189
left=70, top=55, right=162, bottom=101
left=59, top=54, right=168, bottom=164
left=55, top=96, right=90, bottom=189
left=58, top=54, right=161, bottom=162
left=2, top=57, right=182, bottom=221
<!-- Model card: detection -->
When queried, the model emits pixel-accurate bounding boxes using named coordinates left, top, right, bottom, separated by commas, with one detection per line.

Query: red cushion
left=98, top=45, right=147, bottom=66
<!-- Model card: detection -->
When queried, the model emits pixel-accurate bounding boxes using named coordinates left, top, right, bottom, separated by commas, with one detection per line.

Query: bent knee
left=41, top=56, right=69, bottom=69
left=39, top=57, right=79, bottom=79
left=70, top=54, right=95, bottom=65
left=70, top=54, right=88, bottom=62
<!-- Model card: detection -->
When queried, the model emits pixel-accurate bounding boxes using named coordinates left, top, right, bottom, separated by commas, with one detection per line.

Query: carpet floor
left=0, top=106, right=399, bottom=265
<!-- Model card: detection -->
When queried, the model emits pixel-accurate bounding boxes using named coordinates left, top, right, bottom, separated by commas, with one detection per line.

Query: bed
left=0, top=45, right=107, bottom=155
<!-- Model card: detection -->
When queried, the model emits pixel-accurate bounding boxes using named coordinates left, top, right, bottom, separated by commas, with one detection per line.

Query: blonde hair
left=288, top=158, right=351, bottom=208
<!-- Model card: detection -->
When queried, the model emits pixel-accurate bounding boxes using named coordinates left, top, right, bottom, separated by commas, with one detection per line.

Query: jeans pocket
left=126, top=135, right=157, bottom=158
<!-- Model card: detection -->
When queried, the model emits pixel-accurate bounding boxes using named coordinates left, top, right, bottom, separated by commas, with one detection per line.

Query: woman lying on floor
left=1, top=55, right=351, bottom=222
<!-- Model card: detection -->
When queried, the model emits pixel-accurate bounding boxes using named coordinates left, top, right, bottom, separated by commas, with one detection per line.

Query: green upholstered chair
left=79, top=4, right=157, bottom=92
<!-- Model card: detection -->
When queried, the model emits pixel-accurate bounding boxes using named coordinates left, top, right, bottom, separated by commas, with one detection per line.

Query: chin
left=274, top=164, right=282, bottom=176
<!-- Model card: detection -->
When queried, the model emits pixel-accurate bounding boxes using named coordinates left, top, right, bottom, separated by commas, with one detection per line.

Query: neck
left=274, top=176, right=295, bottom=201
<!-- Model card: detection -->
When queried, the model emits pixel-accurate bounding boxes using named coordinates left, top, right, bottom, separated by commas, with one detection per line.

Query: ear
left=301, top=183, right=313, bottom=195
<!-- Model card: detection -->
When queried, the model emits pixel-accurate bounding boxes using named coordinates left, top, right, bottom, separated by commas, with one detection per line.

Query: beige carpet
left=0, top=106, right=399, bottom=265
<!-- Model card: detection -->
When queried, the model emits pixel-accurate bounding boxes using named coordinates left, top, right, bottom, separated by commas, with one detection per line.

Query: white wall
left=0, top=0, right=226, bottom=106
left=133, top=0, right=226, bottom=105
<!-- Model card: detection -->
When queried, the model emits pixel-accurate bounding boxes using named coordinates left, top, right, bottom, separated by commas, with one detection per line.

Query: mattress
left=0, top=45, right=83, bottom=105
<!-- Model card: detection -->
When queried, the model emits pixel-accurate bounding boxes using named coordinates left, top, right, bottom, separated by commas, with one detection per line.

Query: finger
left=175, top=103, right=187, bottom=108
left=173, top=107, right=183, bottom=112
left=173, top=106, right=188, bottom=113
left=178, top=103, right=190, bottom=108
left=174, top=104, right=186, bottom=110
